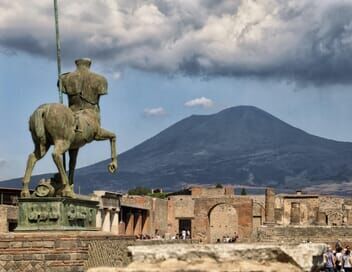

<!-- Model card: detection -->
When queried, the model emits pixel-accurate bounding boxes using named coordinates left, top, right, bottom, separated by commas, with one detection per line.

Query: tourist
left=186, top=229, right=191, bottom=239
left=231, top=232, right=239, bottom=243
left=323, top=247, right=335, bottom=272
left=181, top=229, right=186, bottom=240
left=336, top=247, right=344, bottom=272
left=222, top=236, right=226, bottom=243
left=343, top=249, right=352, bottom=272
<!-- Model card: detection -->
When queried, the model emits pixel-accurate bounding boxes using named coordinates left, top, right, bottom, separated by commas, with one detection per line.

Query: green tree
left=148, top=192, right=167, bottom=199
left=240, top=188, right=247, bottom=195
left=215, top=183, right=223, bottom=188
left=128, top=186, right=151, bottom=195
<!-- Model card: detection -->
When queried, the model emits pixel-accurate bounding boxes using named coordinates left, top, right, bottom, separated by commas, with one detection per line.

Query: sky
left=1, top=0, right=352, bottom=180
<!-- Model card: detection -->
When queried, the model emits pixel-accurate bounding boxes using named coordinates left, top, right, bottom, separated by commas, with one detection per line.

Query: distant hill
left=3, top=105, right=352, bottom=194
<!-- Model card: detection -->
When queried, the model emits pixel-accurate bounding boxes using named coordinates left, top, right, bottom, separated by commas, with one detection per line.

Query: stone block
left=0, top=255, right=12, bottom=261
left=32, top=240, right=55, bottom=248
left=9, top=241, right=23, bottom=248
left=22, top=241, right=32, bottom=247
left=0, top=242, right=9, bottom=249
left=16, top=197, right=99, bottom=231
left=13, top=254, right=23, bottom=261
left=55, top=239, right=79, bottom=249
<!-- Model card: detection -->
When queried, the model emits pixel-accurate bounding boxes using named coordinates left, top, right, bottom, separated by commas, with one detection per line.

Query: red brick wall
left=0, top=232, right=135, bottom=272
left=192, top=197, right=253, bottom=243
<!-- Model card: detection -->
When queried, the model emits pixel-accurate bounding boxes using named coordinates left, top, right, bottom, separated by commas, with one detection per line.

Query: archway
left=209, top=203, right=238, bottom=243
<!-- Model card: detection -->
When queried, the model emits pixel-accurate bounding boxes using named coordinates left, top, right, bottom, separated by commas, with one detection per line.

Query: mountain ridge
left=2, top=105, right=352, bottom=195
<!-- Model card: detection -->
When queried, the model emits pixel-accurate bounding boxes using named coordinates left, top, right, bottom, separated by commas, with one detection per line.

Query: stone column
left=0, top=207, right=8, bottom=232
left=134, top=210, right=143, bottom=236
left=347, top=210, right=352, bottom=225
left=290, top=202, right=301, bottom=225
left=111, top=210, right=119, bottom=234
left=119, top=221, right=126, bottom=235
left=96, top=209, right=103, bottom=229
left=142, top=211, right=151, bottom=235
left=265, top=188, right=275, bottom=225
left=102, top=209, right=111, bottom=232
left=126, top=212, right=134, bottom=235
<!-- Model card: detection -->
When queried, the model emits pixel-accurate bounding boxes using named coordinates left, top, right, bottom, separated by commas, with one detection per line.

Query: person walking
left=343, top=249, right=352, bottom=272
left=323, top=247, right=335, bottom=272
left=336, top=247, right=344, bottom=272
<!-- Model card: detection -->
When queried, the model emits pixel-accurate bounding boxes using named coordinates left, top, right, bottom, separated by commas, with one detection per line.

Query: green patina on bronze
left=21, top=58, right=117, bottom=199
left=16, top=197, right=99, bottom=231
left=17, top=58, right=117, bottom=231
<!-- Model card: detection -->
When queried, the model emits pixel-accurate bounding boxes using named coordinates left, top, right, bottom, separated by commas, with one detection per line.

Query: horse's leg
left=52, top=140, right=75, bottom=198
left=68, top=148, right=79, bottom=189
left=95, top=128, right=118, bottom=173
left=21, top=143, right=49, bottom=198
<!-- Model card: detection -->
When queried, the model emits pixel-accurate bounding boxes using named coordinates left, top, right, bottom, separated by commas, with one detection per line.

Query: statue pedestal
left=16, top=197, right=99, bottom=231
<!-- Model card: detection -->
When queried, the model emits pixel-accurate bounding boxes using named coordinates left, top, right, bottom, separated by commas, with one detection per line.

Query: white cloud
left=143, top=107, right=167, bottom=117
left=0, top=0, right=352, bottom=84
left=185, top=97, right=214, bottom=108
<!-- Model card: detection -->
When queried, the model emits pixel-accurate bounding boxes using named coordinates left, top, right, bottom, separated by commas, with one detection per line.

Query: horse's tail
left=29, top=105, right=47, bottom=144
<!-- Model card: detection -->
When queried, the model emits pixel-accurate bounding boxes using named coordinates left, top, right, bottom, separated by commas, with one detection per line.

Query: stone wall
left=172, top=196, right=194, bottom=218
left=151, top=198, right=168, bottom=236
left=257, top=226, right=352, bottom=245
left=319, top=196, right=346, bottom=225
left=282, top=196, right=319, bottom=225
left=0, top=205, right=18, bottom=232
left=121, top=195, right=168, bottom=237
left=0, top=232, right=135, bottom=272
left=0, top=206, right=8, bottom=233
left=193, top=196, right=253, bottom=243
left=121, top=196, right=152, bottom=210
left=191, top=187, right=234, bottom=197
left=167, top=196, right=194, bottom=236
left=272, top=194, right=351, bottom=226
left=88, top=243, right=326, bottom=272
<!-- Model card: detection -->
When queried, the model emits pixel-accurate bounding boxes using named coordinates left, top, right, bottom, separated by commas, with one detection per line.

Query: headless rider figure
left=59, top=58, right=108, bottom=132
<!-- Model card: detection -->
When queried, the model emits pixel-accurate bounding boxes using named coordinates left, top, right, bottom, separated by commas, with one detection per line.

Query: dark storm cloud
left=1, top=0, right=352, bottom=85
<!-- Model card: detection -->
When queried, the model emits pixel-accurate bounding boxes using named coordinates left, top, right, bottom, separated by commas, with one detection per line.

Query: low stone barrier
left=0, top=232, right=135, bottom=272
left=257, top=226, right=352, bottom=246
left=87, top=243, right=326, bottom=272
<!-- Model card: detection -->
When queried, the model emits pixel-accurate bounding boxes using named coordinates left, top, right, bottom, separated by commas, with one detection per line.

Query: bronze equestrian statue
left=21, top=58, right=117, bottom=198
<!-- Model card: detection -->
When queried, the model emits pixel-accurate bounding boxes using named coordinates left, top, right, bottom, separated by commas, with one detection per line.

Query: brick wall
left=151, top=198, right=168, bottom=236
left=121, top=196, right=152, bottom=210
left=191, top=187, right=225, bottom=197
left=193, top=196, right=253, bottom=243
left=0, top=232, right=135, bottom=272
left=257, top=226, right=352, bottom=245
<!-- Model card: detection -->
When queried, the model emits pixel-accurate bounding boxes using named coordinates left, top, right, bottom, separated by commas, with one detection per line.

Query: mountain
left=3, top=105, right=352, bottom=194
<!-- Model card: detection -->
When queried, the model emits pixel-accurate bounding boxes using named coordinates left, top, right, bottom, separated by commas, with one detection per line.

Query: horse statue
left=21, top=58, right=117, bottom=198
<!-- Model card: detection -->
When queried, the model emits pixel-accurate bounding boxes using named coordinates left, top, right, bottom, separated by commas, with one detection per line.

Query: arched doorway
left=209, top=204, right=238, bottom=243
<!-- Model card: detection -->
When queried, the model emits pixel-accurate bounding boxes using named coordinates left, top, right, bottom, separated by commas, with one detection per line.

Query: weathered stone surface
left=87, top=243, right=326, bottom=272
left=0, top=231, right=135, bottom=272
left=265, top=188, right=275, bottom=224
left=257, top=225, right=352, bottom=245
left=281, top=243, right=326, bottom=272
left=16, top=197, right=98, bottom=231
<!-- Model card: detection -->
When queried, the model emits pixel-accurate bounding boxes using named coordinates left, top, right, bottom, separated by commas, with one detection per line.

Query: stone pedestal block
left=16, top=197, right=99, bottom=231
